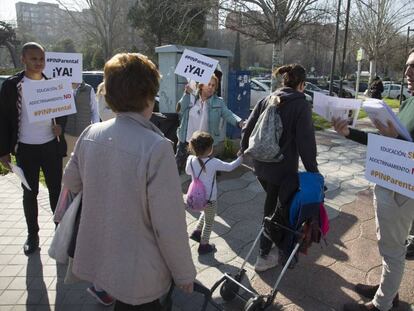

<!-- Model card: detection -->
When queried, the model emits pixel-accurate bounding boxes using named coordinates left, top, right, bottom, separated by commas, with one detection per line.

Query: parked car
left=82, top=71, right=104, bottom=92
left=0, top=75, right=10, bottom=88
left=250, top=78, right=270, bottom=110
left=382, top=83, right=411, bottom=100
left=255, top=79, right=271, bottom=89
left=250, top=78, right=312, bottom=110
left=304, top=82, right=332, bottom=99
left=323, top=82, right=355, bottom=98
left=357, top=82, right=368, bottom=93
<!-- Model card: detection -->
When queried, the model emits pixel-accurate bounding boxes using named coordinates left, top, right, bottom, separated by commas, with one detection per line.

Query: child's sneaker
left=87, top=286, right=115, bottom=306
left=198, top=243, right=216, bottom=255
left=190, top=230, right=201, bottom=243
left=254, top=254, right=278, bottom=272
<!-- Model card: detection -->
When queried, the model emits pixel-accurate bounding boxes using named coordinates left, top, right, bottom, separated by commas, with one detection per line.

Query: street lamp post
left=329, top=0, right=342, bottom=96
left=338, top=0, right=352, bottom=98
left=400, top=26, right=414, bottom=105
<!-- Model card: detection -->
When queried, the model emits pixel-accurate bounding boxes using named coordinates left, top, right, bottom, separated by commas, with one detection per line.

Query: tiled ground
left=0, top=130, right=413, bottom=311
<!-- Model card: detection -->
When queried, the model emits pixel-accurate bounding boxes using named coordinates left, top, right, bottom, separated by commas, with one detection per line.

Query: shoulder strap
left=191, top=157, right=212, bottom=179
left=192, top=157, right=216, bottom=201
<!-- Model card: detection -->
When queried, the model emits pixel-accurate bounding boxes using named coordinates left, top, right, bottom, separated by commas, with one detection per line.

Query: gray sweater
left=63, top=112, right=196, bottom=305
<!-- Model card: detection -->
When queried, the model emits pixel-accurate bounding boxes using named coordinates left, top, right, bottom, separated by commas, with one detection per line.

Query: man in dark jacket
left=0, top=42, right=66, bottom=255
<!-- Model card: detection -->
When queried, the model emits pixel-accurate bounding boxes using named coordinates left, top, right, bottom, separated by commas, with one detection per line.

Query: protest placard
left=313, top=92, right=362, bottom=126
left=44, top=52, right=83, bottom=83
left=365, top=133, right=414, bottom=199
left=21, top=78, right=76, bottom=123
left=174, top=49, right=219, bottom=84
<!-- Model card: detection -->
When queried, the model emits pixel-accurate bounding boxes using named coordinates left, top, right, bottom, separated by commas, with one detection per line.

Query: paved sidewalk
left=0, top=130, right=413, bottom=311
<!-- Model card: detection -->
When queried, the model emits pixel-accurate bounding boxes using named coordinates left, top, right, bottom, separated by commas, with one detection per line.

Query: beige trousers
left=63, top=134, right=79, bottom=169
left=372, top=185, right=414, bottom=311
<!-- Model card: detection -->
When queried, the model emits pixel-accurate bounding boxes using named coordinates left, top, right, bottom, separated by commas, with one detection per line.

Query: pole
left=355, top=60, right=361, bottom=99
left=400, top=26, right=412, bottom=105
left=339, top=0, right=351, bottom=97
left=329, top=0, right=342, bottom=96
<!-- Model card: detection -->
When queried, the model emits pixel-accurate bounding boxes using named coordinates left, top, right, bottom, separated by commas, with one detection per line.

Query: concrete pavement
left=0, top=130, right=413, bottom=310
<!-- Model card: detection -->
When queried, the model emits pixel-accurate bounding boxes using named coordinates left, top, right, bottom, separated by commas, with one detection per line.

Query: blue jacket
left=176, top=93, right=241, bottom=145
left=289, top=172, right=325, bottom=227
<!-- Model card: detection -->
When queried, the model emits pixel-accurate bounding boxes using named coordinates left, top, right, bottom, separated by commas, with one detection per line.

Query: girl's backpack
left=245, top=95, right=284, bottom=162
left=186, top=158, right=214, bottom=211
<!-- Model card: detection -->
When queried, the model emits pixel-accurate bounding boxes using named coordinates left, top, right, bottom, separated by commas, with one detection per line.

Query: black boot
left=23, top=234, right=39, bottom=255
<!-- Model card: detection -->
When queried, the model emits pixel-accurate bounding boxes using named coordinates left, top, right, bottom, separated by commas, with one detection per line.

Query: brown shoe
left=354, top=284, right=399, bottom=307
left=343, top=302, right=389, bottom=311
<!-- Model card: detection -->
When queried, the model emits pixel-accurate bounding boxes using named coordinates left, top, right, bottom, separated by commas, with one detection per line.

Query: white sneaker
left=254, top=254, right=278, bottom=272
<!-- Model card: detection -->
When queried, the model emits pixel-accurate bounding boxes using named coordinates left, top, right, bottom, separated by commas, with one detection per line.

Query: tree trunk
left=271, top=41, right=285, bottom=91
left=4, top=42, right=20, bottom=68
left=233, top=32, right=241, bottom=70
left=369, top=59, right=376, bottom=84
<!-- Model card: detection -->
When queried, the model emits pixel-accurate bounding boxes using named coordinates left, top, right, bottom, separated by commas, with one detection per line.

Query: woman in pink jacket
left=63, top=53, right=196, bottom=310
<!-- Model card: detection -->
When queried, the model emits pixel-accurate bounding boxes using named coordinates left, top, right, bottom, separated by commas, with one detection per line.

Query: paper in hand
left=10, top=163, right=31, bottom=191
left=362, top=99, right=412, bottom=142
left=313, top=92, right=362, bottom=127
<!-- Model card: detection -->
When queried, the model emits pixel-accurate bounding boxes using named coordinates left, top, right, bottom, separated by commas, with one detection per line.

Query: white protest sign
left=44, top=52, right=83, bottom=83
left=313, top=92, right=361, bottom=126
left=174, top=49, right=219, bottom=84
left=21, top=78, right=76, bottom=123
left=365, top=133, right=414, bottom=199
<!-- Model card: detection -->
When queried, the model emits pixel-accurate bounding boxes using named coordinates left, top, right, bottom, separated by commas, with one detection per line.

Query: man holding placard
left=333, top=50, right=414, bottom=311
left=0, top=42, right=67, bottom=255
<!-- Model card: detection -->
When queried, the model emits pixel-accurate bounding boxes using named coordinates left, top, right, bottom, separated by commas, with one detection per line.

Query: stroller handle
left=193, top=281, right=212, bottom=296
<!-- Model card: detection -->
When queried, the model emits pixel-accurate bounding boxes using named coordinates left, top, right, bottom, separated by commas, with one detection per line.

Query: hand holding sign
left=175, top=49, right=219, bottom=84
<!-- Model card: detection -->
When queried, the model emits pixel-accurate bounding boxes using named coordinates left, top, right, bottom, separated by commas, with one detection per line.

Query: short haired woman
left=63, top=53, right=196, bottom=310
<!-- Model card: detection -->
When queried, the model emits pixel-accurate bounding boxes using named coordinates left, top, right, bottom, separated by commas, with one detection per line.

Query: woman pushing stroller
left=240, top=64, right=319, bottom=272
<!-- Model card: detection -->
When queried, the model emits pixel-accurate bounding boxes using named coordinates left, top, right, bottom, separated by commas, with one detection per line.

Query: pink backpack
left=186, top=158, right=214, bottom=211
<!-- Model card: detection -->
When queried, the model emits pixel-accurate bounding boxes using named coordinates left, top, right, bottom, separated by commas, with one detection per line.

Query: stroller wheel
left=219, top=279, right=239, bottom=301
left=244, top=297, right=264, bottom=311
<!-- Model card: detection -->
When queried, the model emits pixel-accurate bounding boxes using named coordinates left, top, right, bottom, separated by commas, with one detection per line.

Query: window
left=250, top=81, right=265, bottom=92
left=390, top=85, right=400, bottom=91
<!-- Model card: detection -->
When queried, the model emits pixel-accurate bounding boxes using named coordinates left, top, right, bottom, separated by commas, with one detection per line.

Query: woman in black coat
left=241, top=64, right=319, bottom=272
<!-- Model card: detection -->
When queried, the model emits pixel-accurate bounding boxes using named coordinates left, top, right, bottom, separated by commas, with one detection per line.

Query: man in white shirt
left=0, top=42, right=66, bottom=255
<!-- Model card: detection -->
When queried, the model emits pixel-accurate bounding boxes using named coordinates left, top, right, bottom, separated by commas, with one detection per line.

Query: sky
left=0, top=0, right=58, bottom=21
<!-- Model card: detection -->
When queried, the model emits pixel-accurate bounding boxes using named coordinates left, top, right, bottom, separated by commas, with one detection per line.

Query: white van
left=382, top=84, right=411, bottom=100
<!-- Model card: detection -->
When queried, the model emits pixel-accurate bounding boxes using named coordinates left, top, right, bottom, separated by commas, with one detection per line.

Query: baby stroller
left=195, top=172, right=327, bottom=311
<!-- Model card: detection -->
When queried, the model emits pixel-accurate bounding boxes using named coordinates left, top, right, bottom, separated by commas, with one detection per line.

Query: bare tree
left=223, top=0, right=326, bottom=87
left=56, top=0, right=129, bottom=60
left=350, top=0, right=414, bottom=82
left=0, top=21, right=20, bottom=68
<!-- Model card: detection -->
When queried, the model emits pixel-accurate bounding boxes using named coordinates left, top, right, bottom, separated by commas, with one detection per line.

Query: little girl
left=186, top=131, right=243, bottom=255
